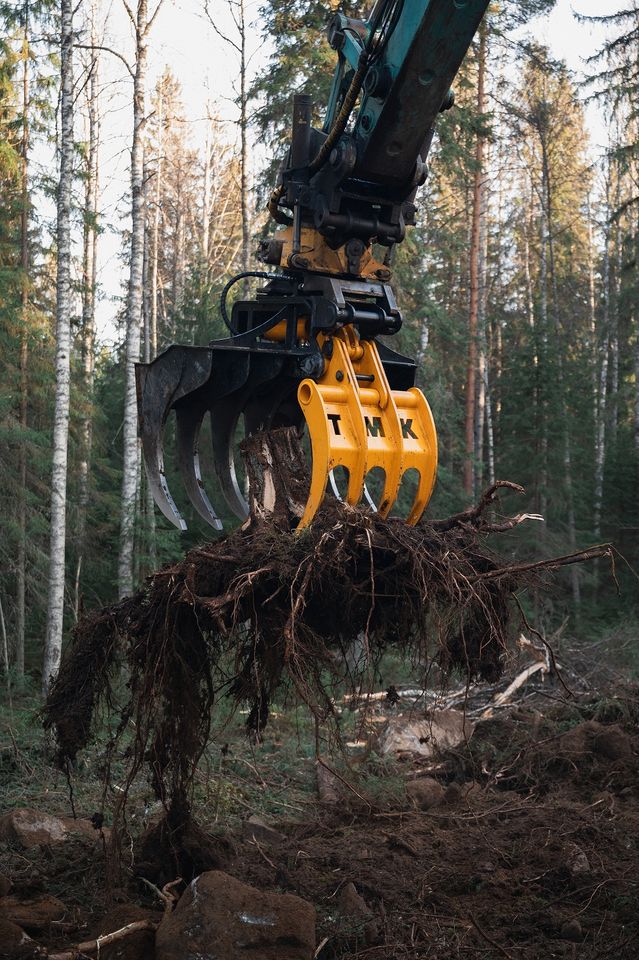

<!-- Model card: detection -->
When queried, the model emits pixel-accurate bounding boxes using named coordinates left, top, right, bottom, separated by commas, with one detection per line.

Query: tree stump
left=239, top=426, right=310, bottom=531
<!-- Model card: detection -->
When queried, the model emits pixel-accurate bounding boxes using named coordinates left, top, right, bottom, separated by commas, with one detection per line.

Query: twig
left=431, top=481, right=524, bottom=531
left=470, top=545, right=612, bottom=582
left=47, top=919, right=158, bottom=959
left=247, top=834, right=277, bottom=870
left=316, top=757, right=372, bottom=811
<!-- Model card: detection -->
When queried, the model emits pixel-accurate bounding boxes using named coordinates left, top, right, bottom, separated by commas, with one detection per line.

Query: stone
left=155, top=870, right=316, bottom=960
left=0, top=917, right=33, bottom=954
left=242, top=815, right=283, bottom=846
left=0, top=808, right=108, bottom=850
left=0, top=874, right=12, bottom=896
left=1, top=893, right=66, bottom=930
left=376, top=709, right=475, bottom=759
left=560, top=918, right=582, bottom=942
left=406, top=777, right=445, bottom=811
left=338, top=882, right=372, bottom=920
left=564, top=842, right=590, bottom=878
left=337, top=883, right=379, bottom=945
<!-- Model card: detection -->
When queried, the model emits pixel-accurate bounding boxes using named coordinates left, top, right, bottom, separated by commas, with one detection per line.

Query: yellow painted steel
left=271, top=225, right=391, bottom=280
left=296, top=325, right=438, bottom=529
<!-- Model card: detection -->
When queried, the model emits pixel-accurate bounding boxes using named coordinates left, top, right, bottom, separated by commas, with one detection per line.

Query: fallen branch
left=470, top=545, right=613, bottom=582
left=480, top=661, right=547, bottom=718
left=47, top=919, right=158, bottom=960
left=430, top=481, right=524, bottom=532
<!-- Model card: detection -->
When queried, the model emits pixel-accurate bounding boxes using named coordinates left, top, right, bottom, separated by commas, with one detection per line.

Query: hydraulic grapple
left=136, top=0, right=489, bottom=531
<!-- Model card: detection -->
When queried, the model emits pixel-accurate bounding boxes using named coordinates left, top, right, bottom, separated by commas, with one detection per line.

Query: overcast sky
left=89, top=0, right=623, bottom=342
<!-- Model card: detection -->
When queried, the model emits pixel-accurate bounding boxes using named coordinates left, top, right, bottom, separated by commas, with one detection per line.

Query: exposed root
left=42, top=428, right=612, bottom=838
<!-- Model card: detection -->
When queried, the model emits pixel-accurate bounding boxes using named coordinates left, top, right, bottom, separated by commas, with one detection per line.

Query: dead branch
left=47, top=919, right=158, bottom=959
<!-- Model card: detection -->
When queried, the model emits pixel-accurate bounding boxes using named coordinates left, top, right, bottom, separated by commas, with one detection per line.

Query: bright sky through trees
left=90, top=0, right=620, bottom=340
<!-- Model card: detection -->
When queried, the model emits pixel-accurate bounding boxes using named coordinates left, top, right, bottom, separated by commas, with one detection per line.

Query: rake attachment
left=136, top=273, right=438, bottom=533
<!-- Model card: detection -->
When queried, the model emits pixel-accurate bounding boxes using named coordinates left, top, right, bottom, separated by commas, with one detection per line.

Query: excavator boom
left=136, top=0, right=489, bottom=531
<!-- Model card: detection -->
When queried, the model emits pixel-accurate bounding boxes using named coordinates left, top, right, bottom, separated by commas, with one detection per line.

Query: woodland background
left=0, top=0, right=638, bottom=692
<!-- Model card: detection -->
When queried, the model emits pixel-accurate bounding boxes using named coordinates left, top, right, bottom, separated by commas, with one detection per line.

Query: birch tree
left=42, top=0, right=74, bottom=693
left=205, top=0, right=252, bottom=281
left=118, top=0, right=164, bottom=599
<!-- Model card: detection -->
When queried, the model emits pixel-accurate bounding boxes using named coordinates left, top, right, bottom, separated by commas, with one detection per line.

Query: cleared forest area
left=1, top=1, right=638, bottom=958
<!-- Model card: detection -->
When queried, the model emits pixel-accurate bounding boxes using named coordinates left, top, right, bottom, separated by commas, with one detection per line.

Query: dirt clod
left=560, top=918, right=583, bottom=942
left=0, top=917, right=33, bottom=957
left=1, top=893, right=66, bottom=930
left=155, top=870, right=316, bottom=960
left=406, top=776, right=445, bottom=810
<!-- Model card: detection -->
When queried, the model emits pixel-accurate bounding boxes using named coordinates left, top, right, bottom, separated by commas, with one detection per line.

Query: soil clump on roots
left=42, top=429, right=609, bottom=839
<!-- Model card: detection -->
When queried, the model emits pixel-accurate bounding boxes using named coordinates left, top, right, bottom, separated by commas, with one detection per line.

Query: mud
left=3, top=685, right=638, bottom=959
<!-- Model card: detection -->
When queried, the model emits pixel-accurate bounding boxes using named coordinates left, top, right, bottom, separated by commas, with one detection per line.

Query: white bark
left=118, top=0, right=162, bottom=598
left=43, top=0, right=74, bottom=694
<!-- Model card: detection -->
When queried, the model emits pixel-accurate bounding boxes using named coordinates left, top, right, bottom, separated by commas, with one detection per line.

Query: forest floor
left=1, top=636, right=638, bottom=959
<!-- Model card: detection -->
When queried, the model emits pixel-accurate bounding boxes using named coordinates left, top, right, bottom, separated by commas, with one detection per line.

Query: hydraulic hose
left=220, top=271, right=288, bottom=334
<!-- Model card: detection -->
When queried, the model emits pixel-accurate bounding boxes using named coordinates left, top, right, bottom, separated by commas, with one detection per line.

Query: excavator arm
left=136, top=0, right=489, bottom=532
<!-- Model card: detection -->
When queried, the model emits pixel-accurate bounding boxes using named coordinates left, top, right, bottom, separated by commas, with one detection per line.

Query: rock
left=376, top=709, right=474, bottom=758
left=564, top=842, right=590, bottom=878
left=90, top=904, right=157, bottom=960
left=0, top=917, right=33, bottom=955
left=406, top=777, right=445, bottom=811
left=338, top=883, right=379, bottom=945
left=338, top=882, right=372, bottom=920
left=155, top=870, right=316, bottom=960
left=316, top=761, right=341, bottom=803
left=0, top=874, right=12, bottom=896
left=242, top=814, right=283, bottom=846
left=1, top=893, right=66, bottom=930
left=0, top=808, right=108, bottom=849
left=560, top=918, right=582, bottom=942
left=443, top=783, right=462, bottom=805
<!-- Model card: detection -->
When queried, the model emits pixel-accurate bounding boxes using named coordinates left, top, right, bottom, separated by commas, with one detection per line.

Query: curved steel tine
left=141, top=428, right=187, bottom=531
left=362, top=483, right=377, bottom=512
left=210, top=396, right=249, bottom=521
left=136, top=346, right=218, bottom=532
left=137, top=371, right=187, bottom=532
left=176, top=401, right=223, bottom=531
left=329, top=470, right=376, bottom=511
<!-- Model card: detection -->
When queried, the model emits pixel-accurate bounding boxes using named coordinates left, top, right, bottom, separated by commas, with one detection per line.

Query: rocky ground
left=1, top=664, right=638, bottom=959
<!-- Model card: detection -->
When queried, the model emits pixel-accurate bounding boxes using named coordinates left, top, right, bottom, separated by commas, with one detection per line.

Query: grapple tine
left=208, top=356, right=293, bottom=521
left=136, top=345, right=217, bottom=532
left=136, top=363, right=187, bottom=531
left=175, top=401, right=223, bottom=531
left=210, top=395, right=249, bottom=521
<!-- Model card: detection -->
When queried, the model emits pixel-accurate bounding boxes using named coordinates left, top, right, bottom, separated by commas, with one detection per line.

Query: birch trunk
left=149, top=86, right=162, bottom=357
left=202, top=115, right=211, bottom=263
left=75, top=29, right=100, bottom=620
left=464, top=22, right=486, bottom=498
left=16, top=14, right=29, bottom=680
left=43, top=0, right=74, bottom=693
left=118, top=0, right=152, bottom=599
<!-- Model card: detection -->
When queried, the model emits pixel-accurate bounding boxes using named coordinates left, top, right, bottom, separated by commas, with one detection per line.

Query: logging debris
left=42, top=428, right=612, bottom=831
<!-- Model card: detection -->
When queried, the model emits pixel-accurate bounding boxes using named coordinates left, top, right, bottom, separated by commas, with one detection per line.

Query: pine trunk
left=43, top=0, right=74, bottom=693
left=16, top=17, right=29, bottom=680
